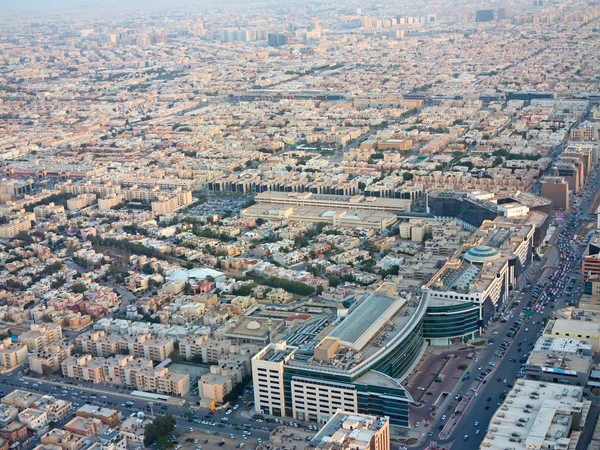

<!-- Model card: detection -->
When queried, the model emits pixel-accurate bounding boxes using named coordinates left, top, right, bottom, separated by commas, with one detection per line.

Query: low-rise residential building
left=18, top=408, right=48, bottom=430
left=19, top=324, right=63, bottom=351
left=40, top=429, right=86, bottom=450
left=311, top=411, right=390, bottom=450
left=75, top=405, right=121, bottom=428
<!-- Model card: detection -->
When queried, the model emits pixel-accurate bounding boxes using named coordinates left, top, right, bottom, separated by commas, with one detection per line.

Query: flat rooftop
left=328, top=293, right=405, bottom=351
left=481, top=380, right=584, bottom=450
left=545, top=318, right=600, bottom=338
left=424, top=219, right=534, bottom=294
left=254, top=191, right=411, bottom=210
left=286, top=284, right=424, bottom=378
left=534, top=337, right=592, bottom=355
left=312, top=411, right=388, bottom=450
left=527, top=351, right=591, bottom=375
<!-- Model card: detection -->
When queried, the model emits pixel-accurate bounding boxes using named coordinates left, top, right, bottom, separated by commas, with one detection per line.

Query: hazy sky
left=0, top=0, right=194, bottom=14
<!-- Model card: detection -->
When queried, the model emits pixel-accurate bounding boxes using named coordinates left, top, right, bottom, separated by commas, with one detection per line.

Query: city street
left=410, top=163, right=600, bottom=449
left=0, top=370, right=274, bottom=449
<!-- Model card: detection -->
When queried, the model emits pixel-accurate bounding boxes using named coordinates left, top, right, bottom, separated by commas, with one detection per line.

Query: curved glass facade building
left=424, top=301, right=480, bottom=345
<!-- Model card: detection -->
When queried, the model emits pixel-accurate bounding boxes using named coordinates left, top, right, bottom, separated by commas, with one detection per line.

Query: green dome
left=464, top=245, right=501, bottom=263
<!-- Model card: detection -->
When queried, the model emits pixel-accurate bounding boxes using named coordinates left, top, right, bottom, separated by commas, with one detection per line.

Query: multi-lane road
left=0, top=369, right=275, bottom=449
left=412, top=163, right=600, bottom=449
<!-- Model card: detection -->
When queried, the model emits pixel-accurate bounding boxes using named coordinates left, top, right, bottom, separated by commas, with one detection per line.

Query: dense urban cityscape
left=1, top=0, right=600, bottom=449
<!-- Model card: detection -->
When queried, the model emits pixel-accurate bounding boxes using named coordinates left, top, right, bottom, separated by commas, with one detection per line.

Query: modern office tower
left=267, top=32, right=290, bottom=47
left=252, top=284, right=423, bottom=436
left=475, top=9, right=495, bottom=22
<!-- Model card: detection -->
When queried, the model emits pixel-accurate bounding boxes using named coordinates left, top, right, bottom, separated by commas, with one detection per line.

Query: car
left=415, top=422, right=420, bottom=427
left=503, top=379, right=507, bottom=384
left=441, top=415, right=446, bottom=420
left=230, top=434, right=235, bottom=439
left=474, top=422, right=479, bottom=427
left=428, top=431, right=434, bottom=437
left=485, top=405, right=490, bottom=410
left=475, top=429, right=480, bottom=435
left=463, top=435, right=469, bottom=441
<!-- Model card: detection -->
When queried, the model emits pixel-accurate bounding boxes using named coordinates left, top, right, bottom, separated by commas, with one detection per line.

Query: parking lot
left=269, top=425, right=315, bottom=448
left=184, top=194, right=252, bottom=218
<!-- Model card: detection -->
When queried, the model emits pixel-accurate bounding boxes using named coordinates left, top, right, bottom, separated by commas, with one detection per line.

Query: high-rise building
left=267, top=32, right=290, bottom=47
left=540, top=176, right=569, bottom=211
left=475, top=9, right=495, bottom=22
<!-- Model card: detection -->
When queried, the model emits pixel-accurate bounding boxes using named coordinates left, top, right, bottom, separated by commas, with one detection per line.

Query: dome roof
left=246, top=321, right=261, bottom=330
left=464, top=245, right=501, bottom=263
left=168, top=270, right=189, bottom=281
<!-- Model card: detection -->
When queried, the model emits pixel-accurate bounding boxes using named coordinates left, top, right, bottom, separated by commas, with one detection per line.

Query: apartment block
left=0, top=218, right=32, bottom=239
left=76, top=331, right=174, bottom=362
left=97, top=195, right=124, bottom=211
left=151, top=190, right=193, bottom=214
left=178, top=335, right=208, bottom=360
left=66, top=193, right=96, bottom=211
left=29, top=342, right=74, bottom=374
left=199, top=373, right=232, bottom=407
left=0, top=338, right=28, bottom=370
left=33, top=203, right=65, bottom=219
left=19, top=323, right=63, bottom=351
left=61, top=354, right=190, bottom=396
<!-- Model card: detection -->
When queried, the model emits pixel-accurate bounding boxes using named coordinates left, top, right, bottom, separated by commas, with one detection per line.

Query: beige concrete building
left=1, top=390, right=43, bottom=409
left=0, top=338, right=28, bottom=370
left=76, top=405, right=122, bottom=428
left=118, top=416, right=151, bottom=445
left=66, top=193, right=96, bottom=211
left=253, top=191, right=411, bottom=213
left=541, top=176, right=569, bottom=211
left=33, top=203, right=65, bottom=219
left=199, top=373, right=232, bottom=407
left=19, top=323, right=63, bottom=351
left=480, top=380, right=587, bottom=450
left=61, top=354, right=190, bottom=396
left=0, top=218, right=32, bottom=239
left=98, top=195, right=124, bottom=211
left=64, top=417, right=103, bottom=437
left=151, top=190, right=193, bottom=214
left=312, top=411, right=390, bottom=450
left=41, top=429, right=86, bottom=450
left=18, top=408, right=48, bottom=430
left=29, top=342, right=74, bottom=374
left=76, top=331, right=174, bottom=362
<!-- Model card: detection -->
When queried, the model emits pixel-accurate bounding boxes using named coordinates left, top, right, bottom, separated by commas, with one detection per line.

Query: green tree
left=402, top=172, right=414, bottom=181
left=144, top=414, right=176, bottom=446
left=72, top=283, right=87, bottom=294
left=156, top=436, right=173, bottom=450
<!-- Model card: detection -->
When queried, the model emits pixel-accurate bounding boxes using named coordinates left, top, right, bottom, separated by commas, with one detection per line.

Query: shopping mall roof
left=329, top=293, right=405, bottom=351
